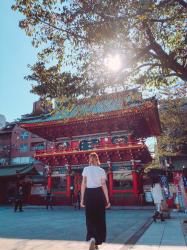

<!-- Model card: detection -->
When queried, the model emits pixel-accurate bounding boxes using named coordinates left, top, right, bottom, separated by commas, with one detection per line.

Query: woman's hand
left=80, top=200, right=85, bottom=208
left=105, top=202, right=111, bottom=209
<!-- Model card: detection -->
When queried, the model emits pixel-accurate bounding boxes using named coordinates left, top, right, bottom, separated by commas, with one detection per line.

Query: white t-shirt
left=82, top=165, right=106, bottom=188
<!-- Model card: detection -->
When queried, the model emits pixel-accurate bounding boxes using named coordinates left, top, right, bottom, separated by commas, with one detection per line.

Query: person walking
left=151, top=181, right=165, bottom=222
left=45, top=191, right=53, bottom=210
left=14, top=185, right=24, bottom=212
left=81, top=152, right=110, bottom=250
left=74, top=190, right=81, bottom=210
left=70, top=185, right=75, bottom=206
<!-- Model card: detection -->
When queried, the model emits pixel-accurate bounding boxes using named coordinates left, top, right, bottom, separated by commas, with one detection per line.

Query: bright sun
left=104, top=54, right=122, bottom=72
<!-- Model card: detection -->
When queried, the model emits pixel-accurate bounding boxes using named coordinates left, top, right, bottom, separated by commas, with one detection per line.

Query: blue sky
left=0, top=1, right=39, bottom=122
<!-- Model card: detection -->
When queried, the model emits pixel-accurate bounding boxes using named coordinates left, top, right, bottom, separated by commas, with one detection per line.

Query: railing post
left=107, top=161, right=113, bottom=198
left=131, top=160, right=139, bottom=195
left=47, top=166, right=52, bottom=192
left=66, top=164, right=71, bottom=201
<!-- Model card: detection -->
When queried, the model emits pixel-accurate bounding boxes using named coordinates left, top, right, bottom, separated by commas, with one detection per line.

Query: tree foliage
left=157, top=92, right=187, bottom=157
left=26, top=62, right=91, bottom=99
left=12, top=0, right=187, bottom=100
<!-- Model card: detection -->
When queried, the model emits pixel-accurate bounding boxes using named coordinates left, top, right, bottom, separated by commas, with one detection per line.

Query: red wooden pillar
left=47, top=175, right=52, bottom=191
left=66, top=165, right=71, bottom=198
left=107, top=135, right=112, bottom=146
left=107, top=161, right=113, bottom=197
left=128, top=133, right=133, bottom=144
left=131, top=160, right=139, bottom=194
left=66, top=175, right=71, bottom=197
left=132, top=171, right=139, bottom=194
left=47, top=166, right=52, bottom=192
left=138, top=165, right=143, bottom=194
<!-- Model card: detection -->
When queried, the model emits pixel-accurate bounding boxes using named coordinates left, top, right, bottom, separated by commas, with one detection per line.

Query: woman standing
left=81, top=152, right=110, bottom=250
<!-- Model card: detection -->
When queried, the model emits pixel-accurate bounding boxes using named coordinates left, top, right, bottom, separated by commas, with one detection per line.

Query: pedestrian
left=7, top=185, right=15, bottom=205
left=70, top=185, right=74, bottom=206
left=45, top=191, right=53, bottom=210
left=160, top=199, right=170, bottom=219
left=74, top=190, right=81, bottom=210
left=14, top=185, right=24, bottom=212
left=151, top=180, right=165, bottom=222
left=81, top=152, right=110, bottom=250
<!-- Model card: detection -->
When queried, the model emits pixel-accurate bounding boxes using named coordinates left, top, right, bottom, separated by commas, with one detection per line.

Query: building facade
left=0, top=101, right=51, bottom=204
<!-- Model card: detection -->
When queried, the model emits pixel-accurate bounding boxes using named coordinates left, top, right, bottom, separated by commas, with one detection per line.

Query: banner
left=173, top=172, right=187, bottom=210
left=160, top=175, right=170, bottom=199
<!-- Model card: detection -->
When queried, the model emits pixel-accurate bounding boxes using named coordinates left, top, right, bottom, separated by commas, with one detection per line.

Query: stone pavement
left=122, top=212, right=187, bottom=250
left=0, top=206, right=152, bottom=250
left=0, top=206, right=186, bottom=250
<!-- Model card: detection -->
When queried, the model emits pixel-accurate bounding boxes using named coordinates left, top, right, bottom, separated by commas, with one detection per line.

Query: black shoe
left=153, top=211, right=160, bottom=222
left=153, top=215, right=156, bottom=222
left=160, top=213, right=165, bottom=221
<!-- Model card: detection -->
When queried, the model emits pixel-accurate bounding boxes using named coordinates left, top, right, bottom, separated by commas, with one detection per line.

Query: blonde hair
left=89, top=152, right=100, bottom=166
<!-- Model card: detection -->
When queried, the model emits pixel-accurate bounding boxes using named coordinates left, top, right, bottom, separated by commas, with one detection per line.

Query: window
left=111, top=135, right=128, bottom=144
left=19, top=144, right=28, bottom=152
left=11, top=157, right=31, bottom=164
left=0, top=158, right=8, bottom=165
left=52, top=175, right=67, bottom=192
left=113, top=170, right=133, bottom=190
left=56, top=141, right=70, bottom=150
left=20, top=131, right=29, bottom=140
left=31, top=142, right=45, bottom=151
left=79, top=138, right=100, bottom=150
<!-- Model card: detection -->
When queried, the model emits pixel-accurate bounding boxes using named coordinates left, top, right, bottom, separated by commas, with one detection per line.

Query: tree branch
left=135, top=63, right=162, bottom=71
left=157, top=0, right=175, bottom=7
left=176, top=0, right=187, bottom=8
left=31, top=10, right=87, bottom=41
left=143, top=21, right=187, bottom=81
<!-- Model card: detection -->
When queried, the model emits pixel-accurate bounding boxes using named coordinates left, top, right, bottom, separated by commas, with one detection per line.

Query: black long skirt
left=84, top=187, right=106, bottom=245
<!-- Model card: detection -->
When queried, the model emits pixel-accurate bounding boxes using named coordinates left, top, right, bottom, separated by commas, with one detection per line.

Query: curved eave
left=21, top=99, right=161, bottom=140
left=0, top=165, right=35, bottom=177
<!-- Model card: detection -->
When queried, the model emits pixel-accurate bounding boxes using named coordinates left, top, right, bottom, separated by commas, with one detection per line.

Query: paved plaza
left=0, top=206, right=152, bottom=250
left=0, top=206, right=186, bottom=250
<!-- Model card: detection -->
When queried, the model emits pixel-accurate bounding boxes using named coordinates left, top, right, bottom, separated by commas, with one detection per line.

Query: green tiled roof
left=0, top=165, right=34, bottom=177
left=21, top=90, right=143, bottom=124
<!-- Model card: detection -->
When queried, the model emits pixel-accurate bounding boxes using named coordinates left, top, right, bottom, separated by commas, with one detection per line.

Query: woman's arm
left=101, top=178, right=110, bottom=208
left=80, top=176, right=87, bottom=207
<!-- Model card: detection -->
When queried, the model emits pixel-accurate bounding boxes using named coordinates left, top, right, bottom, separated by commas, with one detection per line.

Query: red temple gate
left=20, top=90, right=161, bottom=205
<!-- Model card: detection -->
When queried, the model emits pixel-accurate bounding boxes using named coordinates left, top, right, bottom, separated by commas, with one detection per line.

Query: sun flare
left=104, top=54, right=122, bottom=72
